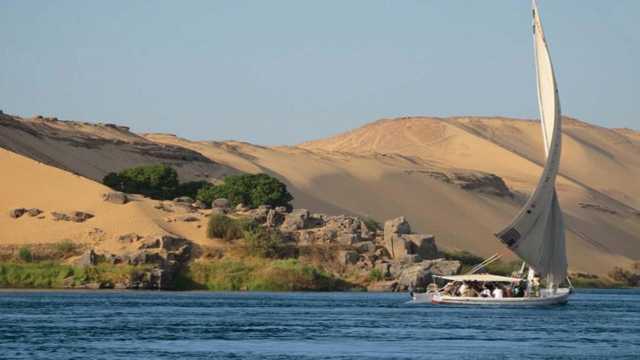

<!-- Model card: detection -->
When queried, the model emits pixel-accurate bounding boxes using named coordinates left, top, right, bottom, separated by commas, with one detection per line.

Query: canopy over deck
left=434, top=274, right=522, bottom=283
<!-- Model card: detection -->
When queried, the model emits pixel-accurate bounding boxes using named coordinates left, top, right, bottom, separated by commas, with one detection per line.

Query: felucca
left=413, top=1, right=572, bottom=305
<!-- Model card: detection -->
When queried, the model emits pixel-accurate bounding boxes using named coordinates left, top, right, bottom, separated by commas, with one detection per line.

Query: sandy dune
left=0, top=148, right=214, bottom=255
left=1, top=114, right=638, bottom=275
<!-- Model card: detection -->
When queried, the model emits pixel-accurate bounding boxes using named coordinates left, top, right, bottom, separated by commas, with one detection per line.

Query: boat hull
left=412, top=288, right=571, bottom=306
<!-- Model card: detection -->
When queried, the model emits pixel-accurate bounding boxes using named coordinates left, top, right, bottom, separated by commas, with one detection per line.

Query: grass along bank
left=0, top=262, right=152, bottom=289
left=176, top=257, right=354, bottom=291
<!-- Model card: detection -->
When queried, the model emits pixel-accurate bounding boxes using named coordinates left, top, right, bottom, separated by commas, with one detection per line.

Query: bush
left=196, top=173, right=293, bottom=208
left=18, top=247, right=32, bottom=263
left=243, top=227, right=287, bottom=259
left=103, top=164, right=180, bottom=200
left=176, top=181, right=210, bottom=199
left=206, top=214, right=257, bottom=241
left=368, top=268, right=383, bottom=282
left=207, top=214, right=240, bottom=241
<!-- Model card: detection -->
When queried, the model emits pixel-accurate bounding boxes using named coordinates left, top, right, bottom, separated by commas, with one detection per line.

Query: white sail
left=495, top=1, right=567, bottom=287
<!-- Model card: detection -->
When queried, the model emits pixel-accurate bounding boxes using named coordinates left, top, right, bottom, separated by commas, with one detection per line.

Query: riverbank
left=0, top=259, right=630, bottom=291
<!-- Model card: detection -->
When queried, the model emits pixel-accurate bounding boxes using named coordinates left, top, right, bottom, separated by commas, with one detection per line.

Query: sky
left=1, top=1, right=637, bottom=145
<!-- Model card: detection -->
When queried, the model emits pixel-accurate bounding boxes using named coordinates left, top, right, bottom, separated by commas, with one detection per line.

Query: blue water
left=0, top=289, right=639, bottom=359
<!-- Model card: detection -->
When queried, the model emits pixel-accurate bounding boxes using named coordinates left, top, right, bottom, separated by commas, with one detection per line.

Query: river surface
left=0, top=289, right=639, bottom=359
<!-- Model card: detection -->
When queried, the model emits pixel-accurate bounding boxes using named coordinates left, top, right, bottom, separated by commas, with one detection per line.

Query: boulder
left=193, top=200, right=208, bottom=209
left=401, top=254, right=421, bottom=264
left=337, top=250, right=360, bottom=266
left=102, top=192, right=128, bottom=204
left=27, top=208, right=43, bottom=217
left=385, top=234, right=412, bottom=259
left=355, top=241, right=376, bottom=253
left=265, top=209, right=285, bottom=228
left=172, top=202, right=196, bottom=213
left=337, top=233, right=358, bottom=245
left=367, top=280, right=398, bottom=292
left=173, top=196, right=194, bottom=204
left=280, top=209, right=310, bottom=232
left=9, top=208, right=27, bottom=219
left=396, top=259, right=461, bottom=290
left=212, top=198, right=230, bottom=209
left=384, top=216, right=411, bottom=237
left=384, top=217, right=412, bottom=259
left=402, top=234, right=438, bottom=260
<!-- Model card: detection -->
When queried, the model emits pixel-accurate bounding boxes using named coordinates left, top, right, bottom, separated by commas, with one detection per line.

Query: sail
left=495, top=1, right=567, bottom=287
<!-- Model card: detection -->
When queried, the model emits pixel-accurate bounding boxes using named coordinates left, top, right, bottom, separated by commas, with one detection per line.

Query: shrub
left=102, top=164, right=179, bottom=200
left=368, top=268, right=383, bottom=282
left=175, top=181, right=210, bottom=199
left=196, top=184, right=227, bottom=205
left=207, top=214, right=239, bottom=241
left=243, top=227, right=287, bottom=259
left=196, top=173, right=293, bottom=208
left=206, top=214, right=257, bottom=241
left=18, top=247, right=32, bottom=263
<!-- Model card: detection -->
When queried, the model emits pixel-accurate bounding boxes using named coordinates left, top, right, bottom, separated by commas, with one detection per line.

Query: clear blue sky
left=1, top=1, right=637, bottom=145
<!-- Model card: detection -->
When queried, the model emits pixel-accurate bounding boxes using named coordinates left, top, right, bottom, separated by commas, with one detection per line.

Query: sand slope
left=0, top=148, right=214, bottom=255
left=1, top=114, right=638, bottom=275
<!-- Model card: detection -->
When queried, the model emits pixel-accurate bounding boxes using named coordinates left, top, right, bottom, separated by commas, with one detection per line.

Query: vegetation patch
left=0, top=262, right=152, bottom=289
left=197, top=173, right=293, bottom=208
left=207, top=214, right=257, bottom=241
left=177, top=257, right=348, bottom=291
left=103, top=165, right=213, bottom=200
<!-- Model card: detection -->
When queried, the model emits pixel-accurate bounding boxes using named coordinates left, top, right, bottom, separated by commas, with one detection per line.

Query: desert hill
left=1, top=113, right=639, bottom=276
left=0, top=113, right=237, bottom=183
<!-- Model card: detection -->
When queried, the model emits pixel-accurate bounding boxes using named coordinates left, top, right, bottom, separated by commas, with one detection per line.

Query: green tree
left=102, top=164, right=179, bottom=200
left=196, top=174, right=293, bottom=208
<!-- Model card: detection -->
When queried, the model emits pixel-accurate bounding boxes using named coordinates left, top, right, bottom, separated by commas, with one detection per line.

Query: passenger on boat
left=457, top=282, right=468, bottom=296
left=441, top=282, right=454, bottom=295
left=480, top=286, right=491, bottom=298
left=492, top=286, right=504, bottom=299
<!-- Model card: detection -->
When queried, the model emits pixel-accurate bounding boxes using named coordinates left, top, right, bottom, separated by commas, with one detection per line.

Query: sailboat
left=412, top=1, right=572, bottom=305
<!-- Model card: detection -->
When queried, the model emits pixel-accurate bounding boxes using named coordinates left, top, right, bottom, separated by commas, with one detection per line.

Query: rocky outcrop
left=406, top=169, right=513, bottom=198
left=395, top=259, right=461, bottom=290
left=383, top=217, right=437, bottom=260
left=280, top=208, right=310, bottom=232
left=9, top=208, right=27, bottom=219
left=337, top=250, right=360, bottom=266
left=70, top=235, right=192, bottom=290
left=51, top=211, right=94, bottom=223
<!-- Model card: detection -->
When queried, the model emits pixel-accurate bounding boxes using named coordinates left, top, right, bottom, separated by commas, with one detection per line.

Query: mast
left=495, top=0, right=567, bottom=289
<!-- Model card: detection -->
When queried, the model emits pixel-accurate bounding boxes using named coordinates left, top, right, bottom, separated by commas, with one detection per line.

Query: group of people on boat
left=427, top=277, right=541, bottom=299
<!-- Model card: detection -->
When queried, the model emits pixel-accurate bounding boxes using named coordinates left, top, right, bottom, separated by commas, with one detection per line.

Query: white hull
left=412, top=288, right=571, bottom=306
